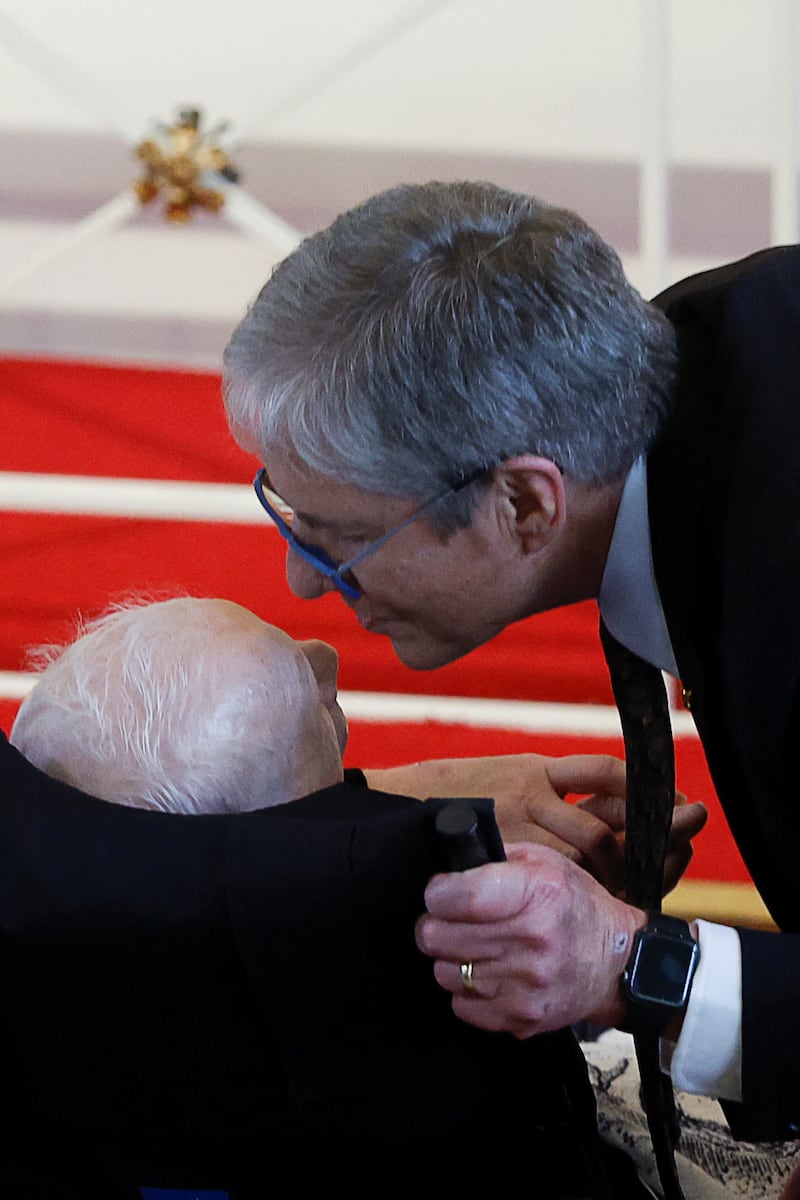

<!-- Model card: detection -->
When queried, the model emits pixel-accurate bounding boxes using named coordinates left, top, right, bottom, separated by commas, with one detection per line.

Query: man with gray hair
left=222, top=179, right=800, bottom=1149
left=11, top=596, right=347, bottom=815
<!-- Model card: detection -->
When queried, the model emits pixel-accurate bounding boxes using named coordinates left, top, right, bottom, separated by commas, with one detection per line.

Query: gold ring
left=460, top=961, right=475, bottom=992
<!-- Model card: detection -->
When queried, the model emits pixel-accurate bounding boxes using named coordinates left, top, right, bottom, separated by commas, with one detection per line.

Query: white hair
left=11, top=597, right=339, bottom=815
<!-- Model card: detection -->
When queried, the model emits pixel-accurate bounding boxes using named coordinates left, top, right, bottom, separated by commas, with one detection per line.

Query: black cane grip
left=434, top=800, right=504, bottom=872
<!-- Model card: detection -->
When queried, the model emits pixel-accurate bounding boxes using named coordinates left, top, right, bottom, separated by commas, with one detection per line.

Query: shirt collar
left=598, top=457, right=679, bottom=676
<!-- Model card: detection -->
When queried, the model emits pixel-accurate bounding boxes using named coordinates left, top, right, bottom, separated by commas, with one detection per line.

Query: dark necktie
left=600, top=619, right=686, bottom=1200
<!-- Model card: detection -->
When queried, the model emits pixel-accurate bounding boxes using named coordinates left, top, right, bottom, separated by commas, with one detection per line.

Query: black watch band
left=622, top=912, right=700, bottom=1034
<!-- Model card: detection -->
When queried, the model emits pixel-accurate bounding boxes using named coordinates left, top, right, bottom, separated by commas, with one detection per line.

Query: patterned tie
left=600, top=619, right=686, bottom=1200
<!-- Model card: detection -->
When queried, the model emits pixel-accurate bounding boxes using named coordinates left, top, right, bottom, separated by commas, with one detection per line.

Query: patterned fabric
left=583, top=1031, right=800, bottom=1198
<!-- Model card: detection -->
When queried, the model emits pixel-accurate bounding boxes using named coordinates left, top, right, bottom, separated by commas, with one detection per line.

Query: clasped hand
left=368, top=751, right=707, bottom=1038
left=415, top=842, right=645, bottom=1038
left=366, top=751, right=707, bottom=896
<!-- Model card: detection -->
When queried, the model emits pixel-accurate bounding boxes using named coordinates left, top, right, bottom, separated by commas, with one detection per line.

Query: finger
left=662, top=845, right=694, bottom=894
left=449, top=993, right=536, bottom=1039
left=545, top=754, right=627, bottom=800
left=431, top=956, right=544, bottom=1039
left=422, top=861, right=533, bottom=922
left=525, top=798, right=625, bottom=891
left=668, top=801, right=708, bottom=844
left=662, top=806, right=706, bottom=893
left=415, top=912, right=510, bottom=964
left=576, top=794, right=625, bottom=830
left=576, top=795, right=704, bottom=841
left=498, top=814, right=584, bottom=859
left=530, top=794, right=621, bottom=844
left=574, top=794, right=701, bottom=830
left=432, top=958, right=500, bottom=1000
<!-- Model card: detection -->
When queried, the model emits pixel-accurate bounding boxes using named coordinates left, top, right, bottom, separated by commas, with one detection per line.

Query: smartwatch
left=622, top=912, right=700, bottom=1034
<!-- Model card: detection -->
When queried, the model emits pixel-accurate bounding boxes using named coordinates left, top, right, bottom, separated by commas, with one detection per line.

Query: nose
left=286, top=548, right=335, bottom=599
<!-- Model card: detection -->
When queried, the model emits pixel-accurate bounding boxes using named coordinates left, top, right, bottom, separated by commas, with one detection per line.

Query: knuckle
left=506, top=986, right=551, bottom=1030
left=457, top=883, right=490, bottom=922
left=602, top=754, right=626, bottom=785
left=589, top=824, right=619, bottom=856
left=415, top=916, right=439, bottom=953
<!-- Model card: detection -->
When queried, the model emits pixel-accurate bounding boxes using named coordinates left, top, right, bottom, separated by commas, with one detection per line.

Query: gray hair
left=10, top=597, right=315, bottom=815
left=223, top=180, right=677, bottom=531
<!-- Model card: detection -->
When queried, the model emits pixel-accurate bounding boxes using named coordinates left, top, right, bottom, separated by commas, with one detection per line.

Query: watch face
left=631, top=933, right=698, bottom=1006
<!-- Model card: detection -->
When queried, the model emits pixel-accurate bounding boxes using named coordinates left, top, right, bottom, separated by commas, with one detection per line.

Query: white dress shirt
left=598, top=458, right=743, bottom=1102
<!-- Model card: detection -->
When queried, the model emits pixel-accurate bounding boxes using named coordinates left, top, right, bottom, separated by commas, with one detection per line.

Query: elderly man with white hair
left=11, top=595, right=347, bottom=815
left=3, top=595, right=660, bottom=1198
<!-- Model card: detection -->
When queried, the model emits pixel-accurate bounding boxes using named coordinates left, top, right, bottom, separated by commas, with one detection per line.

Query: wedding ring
left=460, top=961, right=476, bottom=992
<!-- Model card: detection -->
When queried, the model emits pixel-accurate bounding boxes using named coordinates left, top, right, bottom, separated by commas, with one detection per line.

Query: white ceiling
left=0, top=0, right=778, bottom=162
left=0, top=0, right=790, bottom=365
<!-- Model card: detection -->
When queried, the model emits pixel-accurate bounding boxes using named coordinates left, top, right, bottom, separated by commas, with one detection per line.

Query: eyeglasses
left=253, top=466, right=488, bottom=600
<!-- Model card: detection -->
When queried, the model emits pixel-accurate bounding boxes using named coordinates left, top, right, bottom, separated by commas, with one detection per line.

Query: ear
left=491, top=456, right=566, bottom=554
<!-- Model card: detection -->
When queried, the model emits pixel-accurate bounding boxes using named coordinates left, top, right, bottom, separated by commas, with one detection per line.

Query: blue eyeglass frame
left=253, top=466, right=488, bottom=600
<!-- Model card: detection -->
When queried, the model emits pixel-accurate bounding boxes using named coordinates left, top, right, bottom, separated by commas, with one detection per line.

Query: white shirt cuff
left=664, top=919, right=742, bottom=1102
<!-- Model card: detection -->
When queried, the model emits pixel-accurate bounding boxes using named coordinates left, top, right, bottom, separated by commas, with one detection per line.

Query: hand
left=364, top=753, right=706, bottom=897
left=580, top=791, right=707, bottom=897
left=365, top=753, right=628, bottom=886
left=415, top=842, right=646, bottom=1038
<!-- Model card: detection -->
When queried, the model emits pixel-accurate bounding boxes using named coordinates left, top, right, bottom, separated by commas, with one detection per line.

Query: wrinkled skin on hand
left=415, top=842, right=648, bottom=1038
left=365, top=752, right=707, bottom=898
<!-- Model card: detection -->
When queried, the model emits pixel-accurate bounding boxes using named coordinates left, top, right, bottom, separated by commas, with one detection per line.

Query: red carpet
left=1, top=355, right=752, bottom=889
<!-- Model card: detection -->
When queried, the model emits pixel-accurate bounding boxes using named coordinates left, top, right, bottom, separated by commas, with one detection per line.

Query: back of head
left=224, top=180, right=677, bottom=530
left=10, top=597, right=343, bottom=814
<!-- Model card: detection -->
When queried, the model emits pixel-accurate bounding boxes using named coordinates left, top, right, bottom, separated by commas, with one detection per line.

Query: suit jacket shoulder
left=0, top=734, right=600, bottom=1193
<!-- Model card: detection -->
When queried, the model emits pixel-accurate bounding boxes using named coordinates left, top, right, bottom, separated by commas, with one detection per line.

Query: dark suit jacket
left=0, top=733, right=613, bottom=1198
left=650, top=246, right=800, bottom=1139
